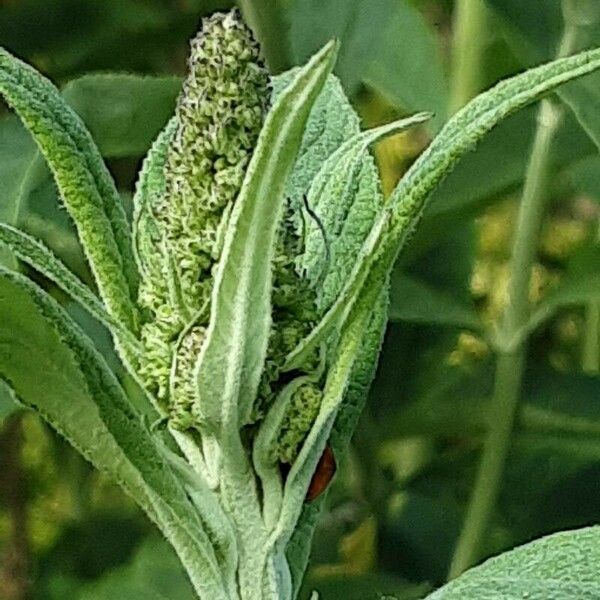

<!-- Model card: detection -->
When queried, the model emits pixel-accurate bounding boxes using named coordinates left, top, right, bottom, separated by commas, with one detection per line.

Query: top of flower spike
left=166, top=9, right=270, bottom=219
left=136, top=9, right=270, bottom=411
left=159, top=9, right=271, bottom=311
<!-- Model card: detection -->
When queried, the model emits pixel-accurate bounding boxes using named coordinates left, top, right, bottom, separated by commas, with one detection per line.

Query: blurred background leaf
left=61, top=74, right=181, bottom=159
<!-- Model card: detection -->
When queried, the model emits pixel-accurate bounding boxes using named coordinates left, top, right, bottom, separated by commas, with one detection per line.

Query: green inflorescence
left=257, top=202, right=326, bottom=463
left=276, top=380, right=323, bottom=464
left=136, top=8, right=325, bottom=461
left=137, top=9, right=270, bottom=421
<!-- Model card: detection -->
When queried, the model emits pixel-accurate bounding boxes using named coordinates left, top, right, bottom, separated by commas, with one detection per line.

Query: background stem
left=564, top=1, right=600, bottom=375
left=448, top=97, right=564, bottom=580
left=449, top=0, right=488, bottom=113
left=447, top=3, right=583, bottom=575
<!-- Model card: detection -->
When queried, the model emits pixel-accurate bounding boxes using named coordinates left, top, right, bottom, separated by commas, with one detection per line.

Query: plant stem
left=449, top=0, right=488, bottom=113
left=238, top=0, right=291, bottom=73
left=582, top=222, right=600, bottom=373
left=448, top=97, right=564, bottom=580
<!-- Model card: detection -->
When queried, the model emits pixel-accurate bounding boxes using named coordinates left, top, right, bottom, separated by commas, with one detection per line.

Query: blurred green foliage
left=1, top=0, right=599, bottom=598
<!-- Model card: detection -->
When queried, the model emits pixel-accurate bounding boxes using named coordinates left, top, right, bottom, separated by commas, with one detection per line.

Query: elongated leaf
left=0, top=223, right=140, bottom=350
left=420, top=106, right=594, bottom=229
left=0, top=115, right=35, bottom=266
left=266, top=284, right=378, bottom=589
left=0, top=47, right=138, bottom=330
left=301, top=114, right=430, bottom=296
left=488, top=0, right=600, bottom=151
left=283, top=114, right=429, bottom=371
left=264, top=69, right=398, bottom=594
left=195, top=39, right=339, bottom=431
left=427, top=526, right=600, bottom=599
left=62, top=73, right=181, bottom=159
left=285, top=282, right=391, bottom=599
left=273, top=70, right=361, bottom=202
left=0, top=269, right=235, bottom=598
left=287, top=47, right=600, bottom=369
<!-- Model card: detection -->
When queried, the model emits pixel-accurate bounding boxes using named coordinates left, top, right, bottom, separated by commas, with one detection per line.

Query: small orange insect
left=305, top=446, right=336, bottom=502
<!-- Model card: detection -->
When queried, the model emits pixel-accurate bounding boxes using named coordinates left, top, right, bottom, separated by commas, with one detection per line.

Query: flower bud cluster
left=137, top=10, right=269, bottom=421
left=260, top=204, right=324, bottom=463
left=137, top=11, right=326, bottom=463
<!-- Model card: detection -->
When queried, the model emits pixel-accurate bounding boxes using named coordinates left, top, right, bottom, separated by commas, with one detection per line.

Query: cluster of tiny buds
left=137, top=9, right=269, bottom=410
left=137, top=9, right=324, bottom=465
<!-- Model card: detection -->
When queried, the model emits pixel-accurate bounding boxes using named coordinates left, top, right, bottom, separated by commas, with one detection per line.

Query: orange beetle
left=305, top=446, right=336, bottom=502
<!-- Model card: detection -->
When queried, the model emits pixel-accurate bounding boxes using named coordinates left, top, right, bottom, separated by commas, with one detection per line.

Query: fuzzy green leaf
left=194, top=39, right=339, bottom=432
left=283, top=113, right=429, bottom=371
left=273, top=70, right=361, bottom=202
left=282, top=49, right=600, bottom=592
left=0, top=47, right=138, bottom=331
left=285, top=283, right=390, bottom=599
left=289, top=47, right=600, bottom=371
left=265, top=284, right=379, bottom=590
left=300, top=114, right=430, bottom=296
left=267, top=70, right=412, bottom=598
left=384, top=49, right=600, bottom=265
left=487, top=0, right=600, bottom=152
left=0, top=269, right=235, bottom=599
left=427, top=526, right=600, bottom=599
left=259, top=69, right=399, bottom=594
left=0, top=223, right=140, bottom=351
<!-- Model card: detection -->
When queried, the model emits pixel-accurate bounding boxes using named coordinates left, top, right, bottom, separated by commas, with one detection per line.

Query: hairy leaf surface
left=0, top=269, right=235, bottom=599
left=0, top=223, right=140, bottom=350
left=0, top=47, right=138, bottom=330
left=288, top=47, right=600, bottom=370
left=427, top=526, right=600, bottom=599
left=195, top=39, right=339, bottom=431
